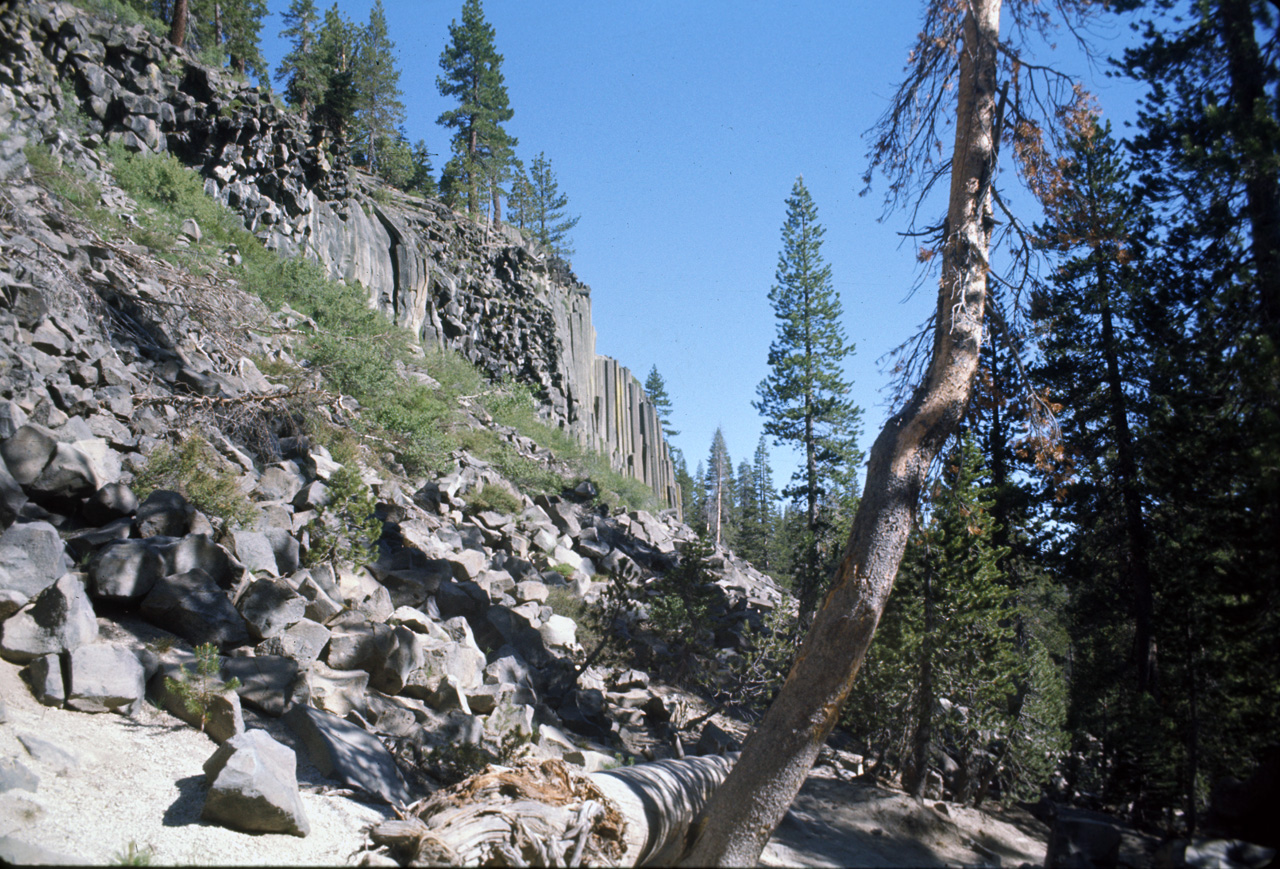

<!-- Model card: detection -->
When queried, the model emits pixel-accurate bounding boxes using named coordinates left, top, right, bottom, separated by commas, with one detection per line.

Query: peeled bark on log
left=374, top=754, right=735, bottom=867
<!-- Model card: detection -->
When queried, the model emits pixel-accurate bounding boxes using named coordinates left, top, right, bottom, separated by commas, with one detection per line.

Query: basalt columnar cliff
left=0, top=0, right=679, bottom=509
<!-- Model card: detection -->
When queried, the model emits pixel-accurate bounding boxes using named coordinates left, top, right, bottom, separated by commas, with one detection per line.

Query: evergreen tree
left=276, top=0, right=324, bottom=118
left=754, top=176, right=864, bottom=619
left=407, top=140, right=438, bottom=198
left=690, top=460, right=708, bottom=535
left=313, top=3, right=358, bottom=136
left=218, top=0, right=267, bottom=79
left=643, top=366, right=679, bottom=441
left=527, top=152, right=580, bottom=257
left=674, top=450, right=697, bottom=525
left=704, top=429, right=733, bottom=548
left=436, top=0, right=517, bottom=219
left=736, top=436, right=778, bottom=570
left=1107, top=0, right=1280, bottom=828
left=506, top=158, right=533, bottom=230
left=351, top=0, right=406, bottom=178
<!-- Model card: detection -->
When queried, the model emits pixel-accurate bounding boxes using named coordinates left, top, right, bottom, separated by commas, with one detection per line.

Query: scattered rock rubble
left=0, top=45, right=784, bottom=858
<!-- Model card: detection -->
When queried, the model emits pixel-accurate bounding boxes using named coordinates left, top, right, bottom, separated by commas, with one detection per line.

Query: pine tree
left=218, top=0, right=267, bottom=79
left=704, top=429, right=733, bottom=548
left=754, top=176, right=864, bottom=619
left=643, top=366, right=679, bottom=441
left=736, top=436, right=777, bottom=570
left=351, top=0, right=406, bottom=178
left=436, top=0, right=516, bottom=220
left=1110, top=0, right=1280, bottom=829
left=276, top=0, right=323, bottom=119
left=506, top=158, right=533, bottom=230
left=673, top=450, right=696, bottom=525
left=690, top=460, right=708, bottom=535
left=313, top=3, right=358, bottom=137
left=527, top=152, right=580, bottom=258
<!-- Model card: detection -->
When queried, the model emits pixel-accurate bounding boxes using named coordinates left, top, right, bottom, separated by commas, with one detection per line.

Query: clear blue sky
left=258, top=1, right=1141, bottom=494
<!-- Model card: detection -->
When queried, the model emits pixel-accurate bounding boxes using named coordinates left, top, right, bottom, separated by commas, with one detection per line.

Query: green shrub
left=164, top=643, right=241, bottom=733
left=647, top=532, right=720, bottom=668
left=133, top=434, right=255, bottom=527
left=303, top=463, right=381, bottom=568
left=463, top=483, right=522, bottom=516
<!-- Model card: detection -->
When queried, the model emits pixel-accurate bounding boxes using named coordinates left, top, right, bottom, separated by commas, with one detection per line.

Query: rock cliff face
left=0, top=0, right=678, bottom=508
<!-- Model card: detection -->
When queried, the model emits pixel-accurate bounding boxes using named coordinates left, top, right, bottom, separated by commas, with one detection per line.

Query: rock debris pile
left=0, top=26, right=783, bottom=858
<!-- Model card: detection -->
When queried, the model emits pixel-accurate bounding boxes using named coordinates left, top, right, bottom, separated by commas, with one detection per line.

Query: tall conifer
left=437, top=0, right=516, bottom=219
left=352, top=0, right=406, bottom=177
left=754, top=176, right=863, bottom=619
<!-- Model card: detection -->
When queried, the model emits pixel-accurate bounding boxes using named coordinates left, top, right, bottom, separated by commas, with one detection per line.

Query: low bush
left=463, top=483, right=522, bottom=516
left=133, top=433, right=255, bottom=527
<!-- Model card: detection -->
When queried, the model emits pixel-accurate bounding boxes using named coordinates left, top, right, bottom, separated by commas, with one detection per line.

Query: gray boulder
left=0, top=423, right=56, bottom=485
left=230, top=529, right=280, bottom=576
left=369, top=625, right=425, bottom=695
left=220, top=655, right=300, bottom=717
left=0, top=521, right=67, bottom=598
left=22, top=653, right=65, bottom=706
left=139, top=568, right=250, bottom=650
left=0, top=573, right=98, bottom=664
left=237, top=577, right=307, bottom=641
left=255, top=618, right=331, bottom=667
left=326, top=619, right=396, bottom=672
left=162, top=534, right=241, bottom=588
left=134, top=489, right=191, bottom=538
left=0, top=463, right=26, bottom=526
left=28, top=442, right=103, bottom=501
left=82, top=482, right=137, bottom=525
left=283, top=703, right=412, bottom=806
left=202, top=729, right=310, bottom=836
left=64, top=642, right=146, bottom=714
left=88, top=538, right=165, bottom=601
left=301, top=662, right=369, bottom=717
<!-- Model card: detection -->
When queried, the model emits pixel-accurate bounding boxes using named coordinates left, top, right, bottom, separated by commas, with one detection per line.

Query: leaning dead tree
left=680, top=1, right=1103, bottom=865
left=369, top=2, right=1103, bottom=866
left=363, top=755, right=736, bottom=866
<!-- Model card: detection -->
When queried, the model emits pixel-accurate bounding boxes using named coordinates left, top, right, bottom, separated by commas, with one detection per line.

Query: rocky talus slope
left=0, top=0, right=679, bottom=508
left=0, top=5, right=791, bottom=863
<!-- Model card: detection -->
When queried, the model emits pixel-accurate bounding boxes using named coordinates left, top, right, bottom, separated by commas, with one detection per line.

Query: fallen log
left=367, top=754, right=737, bottom=867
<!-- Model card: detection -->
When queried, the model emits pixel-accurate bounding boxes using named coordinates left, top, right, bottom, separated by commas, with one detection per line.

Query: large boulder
left=0, top=522, right=67, bottom=599
left=88, top=538, right=165, bottom=602
left=139, top=568, right=250, bottom=650
left=134, top=490, right=191, bottom=538
left=64, top=642, right=146, bottom=714
left=283, top=704, right=412, bottom=806
left=0, top=573, right=98, bottom=664
left=22, top=653, right=65, bottom=706
left=0, top=424, right=56, bottom=485
left=255, top=618, right=331, bottom=667
left=202, top=729, right=310, bottom=836
left=220, top=655, right=300, bottom=717
left=236, top=577, right=307, bottom=641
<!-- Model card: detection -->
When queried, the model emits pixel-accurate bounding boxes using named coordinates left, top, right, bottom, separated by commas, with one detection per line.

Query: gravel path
left=0, top=655, right=393, bottom=865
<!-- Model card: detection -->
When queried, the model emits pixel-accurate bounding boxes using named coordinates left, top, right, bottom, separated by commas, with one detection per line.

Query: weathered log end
left=360, top=754, right=737, bottom=867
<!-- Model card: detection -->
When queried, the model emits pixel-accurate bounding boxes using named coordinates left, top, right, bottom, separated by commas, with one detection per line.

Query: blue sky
left=258, top=1, right=1143, bottom=494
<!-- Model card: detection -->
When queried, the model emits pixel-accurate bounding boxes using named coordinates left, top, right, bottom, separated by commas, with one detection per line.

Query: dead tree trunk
left=371, top=755, right=736, bottom=867
left=678, top=1, right=1002, bottom=863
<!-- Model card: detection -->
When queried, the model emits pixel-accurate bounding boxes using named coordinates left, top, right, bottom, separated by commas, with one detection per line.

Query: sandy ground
left=0, top=652, right=393, bottom=866
left=1, top=648, right=1047, bottom=867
